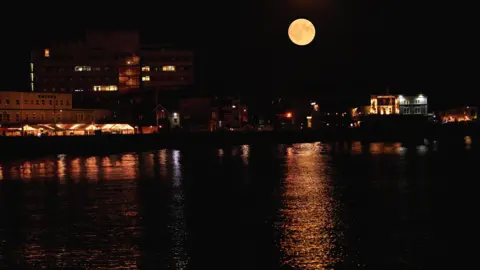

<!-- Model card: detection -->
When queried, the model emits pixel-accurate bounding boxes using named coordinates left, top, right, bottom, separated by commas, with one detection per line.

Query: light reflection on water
left=0, top=151, right=185, bottom=269
left=0, top=141, right=462, bottom=268
left=170, top=150, right=189, bottom=269
left=277, top=142, right=342, bottom=269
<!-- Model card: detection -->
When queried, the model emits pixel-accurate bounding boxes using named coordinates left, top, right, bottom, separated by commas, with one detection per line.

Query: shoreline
left=0, top=125, right=478, bottom=160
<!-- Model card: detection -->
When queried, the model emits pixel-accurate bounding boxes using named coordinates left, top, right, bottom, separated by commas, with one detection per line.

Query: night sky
left=1, top=1, right=476, bottom=109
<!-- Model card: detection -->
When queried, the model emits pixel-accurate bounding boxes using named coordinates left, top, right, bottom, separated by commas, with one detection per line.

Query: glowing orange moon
left=288, top=18, right=316, bottom=46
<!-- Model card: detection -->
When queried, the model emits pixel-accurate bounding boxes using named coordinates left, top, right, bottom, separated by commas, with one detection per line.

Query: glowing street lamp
left=285, top=112, right=292, bottom=118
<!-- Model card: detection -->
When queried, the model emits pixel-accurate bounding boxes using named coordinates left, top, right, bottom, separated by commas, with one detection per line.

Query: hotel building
left=0, top=91, right=111, bottom=125
left=30, top=31, right=194, bottom=93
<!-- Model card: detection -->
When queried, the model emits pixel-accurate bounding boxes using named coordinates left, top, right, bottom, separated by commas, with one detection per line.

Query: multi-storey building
left=0, top=91, right=111, bottom=125
left=398, top=94, right=428, bottom=115
left=369, top=94, right=428, bottom=115
left=369, top=95, right=400, bottom=115
left=30, top=31, right=193, bottom=93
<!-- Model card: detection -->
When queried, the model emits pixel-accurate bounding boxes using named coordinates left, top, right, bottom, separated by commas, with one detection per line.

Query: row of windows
left=401, top=100, right=426, bottom=105
left=37, top=75, right=190, bottom=85
left=0, top=112, right=88, bottom=122
left=402, top=107, right=427, bottom=114
left=141, top=76, right=188, bottom=81
left=142, top=65, right=178, bottom=72
left=37, top=74, right=190, bottom=81
left=93, top=85, right=118, bottom=91
left=0, top=99, right=70, bottom=106
left=43, top=48, right=192, bottom=62
left=0, top=112, right=60, bottom=122
left=40, top=65, right=191, bottom=73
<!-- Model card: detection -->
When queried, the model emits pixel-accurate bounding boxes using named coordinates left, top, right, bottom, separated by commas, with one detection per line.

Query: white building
left=398, top=94, right=428, bottom=115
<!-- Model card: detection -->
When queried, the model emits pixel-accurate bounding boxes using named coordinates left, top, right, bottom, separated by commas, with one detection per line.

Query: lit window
left=142, top=66, right=150, bottom=72
left=142, top=76, right=150, bottom=81
left=93, top=85, right=118, bottom=91
left=44, top=49, right=50, bottom=57
left=162, top=65, right=176, bottom=71
left=74, top=66, right=92, bottom=72
left=126, top=56, right=140, bottom=65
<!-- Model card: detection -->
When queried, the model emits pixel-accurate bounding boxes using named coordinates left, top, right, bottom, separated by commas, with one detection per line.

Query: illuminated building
left=369, top=95, right=400, bottom=115
left=439, top=106, right=477, bottom=122
left=30, top=31, right=193, bottom=93
left=398, top=94, right=428, bottom=115
left=369, top=94, right=428, bottom=115
left=0, top=91, right=111, bottom=125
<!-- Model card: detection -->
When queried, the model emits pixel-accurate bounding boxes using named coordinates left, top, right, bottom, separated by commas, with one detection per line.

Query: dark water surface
left=0, top=142, right=471, bottom=269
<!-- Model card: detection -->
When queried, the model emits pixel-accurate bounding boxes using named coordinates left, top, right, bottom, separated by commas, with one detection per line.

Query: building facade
left=370, top=95, right=400, bottom=115
left=178, top=97, right=249, bottom=131
left=398, top=95, right=428, bottom=115
left=0, top=91, right=111, bottom=125
left=370, top=94, right=428, bottom=115
left=218, top=99, right=248, bottom=130
left=30, top=31, right=193, bottom=93
left=179, top=98, right=218, bottom=131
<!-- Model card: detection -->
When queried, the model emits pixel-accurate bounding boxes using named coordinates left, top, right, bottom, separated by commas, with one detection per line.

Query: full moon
left=288, top=18, right=316, bottom=46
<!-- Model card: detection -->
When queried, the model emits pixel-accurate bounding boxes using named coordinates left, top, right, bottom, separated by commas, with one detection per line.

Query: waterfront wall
left=0, top=123, right=478, bottom=160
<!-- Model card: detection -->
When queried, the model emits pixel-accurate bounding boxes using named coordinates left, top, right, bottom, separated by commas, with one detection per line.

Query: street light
left=286, top=112, right=292, bottom=118
left=310, top=101, right=316, bottom=106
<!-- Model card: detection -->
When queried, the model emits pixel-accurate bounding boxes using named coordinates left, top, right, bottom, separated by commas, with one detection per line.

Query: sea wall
left=0, top=123, right=478, bottom=160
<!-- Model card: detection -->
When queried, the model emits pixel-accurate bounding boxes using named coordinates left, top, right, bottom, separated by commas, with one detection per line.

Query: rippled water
left=0, top=142, right=472, bottom=269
